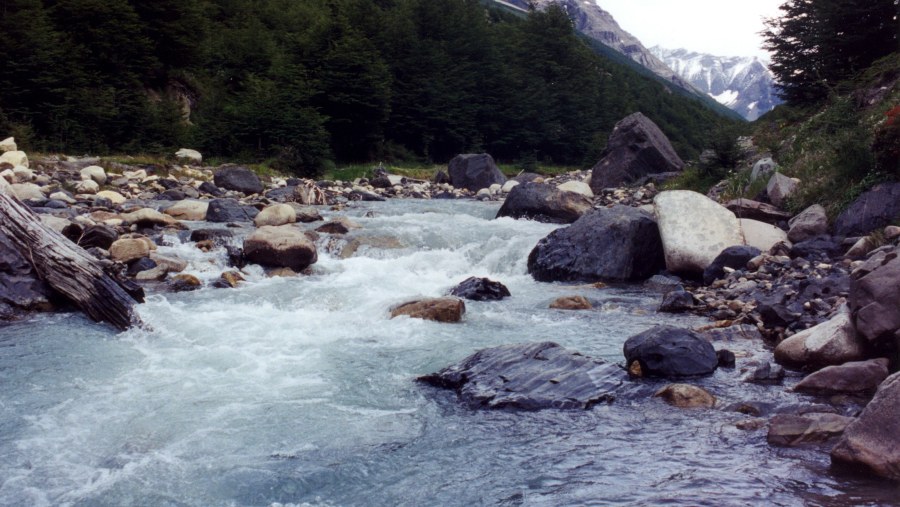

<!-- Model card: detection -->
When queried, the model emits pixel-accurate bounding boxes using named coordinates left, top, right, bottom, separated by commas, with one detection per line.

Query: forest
left=0, top=0, right=738, bottom=176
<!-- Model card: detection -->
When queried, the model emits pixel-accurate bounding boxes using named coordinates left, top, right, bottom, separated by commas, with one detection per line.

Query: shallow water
left=0, top=199, right=897, bottom=506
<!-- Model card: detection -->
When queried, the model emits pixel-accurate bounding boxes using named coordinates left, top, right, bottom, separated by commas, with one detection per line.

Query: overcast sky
left=597, top=0, right=785, bottom=59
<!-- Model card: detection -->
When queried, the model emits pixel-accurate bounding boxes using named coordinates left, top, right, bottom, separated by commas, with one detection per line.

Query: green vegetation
left=0, top=0, right=736, bottom=178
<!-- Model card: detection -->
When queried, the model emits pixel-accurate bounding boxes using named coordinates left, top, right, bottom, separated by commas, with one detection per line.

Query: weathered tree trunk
left=0, top=192, right=142, bottom=330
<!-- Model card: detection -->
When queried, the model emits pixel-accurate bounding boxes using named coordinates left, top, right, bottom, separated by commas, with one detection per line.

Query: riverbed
left=0, top=200, right=895, bottom=506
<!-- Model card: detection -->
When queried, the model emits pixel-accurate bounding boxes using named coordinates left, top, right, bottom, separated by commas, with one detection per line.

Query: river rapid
left=0, top=199, right=896, bottom=506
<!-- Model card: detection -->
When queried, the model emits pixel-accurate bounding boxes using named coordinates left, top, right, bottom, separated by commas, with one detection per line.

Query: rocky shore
left=2, top=118, right=900, bottom=484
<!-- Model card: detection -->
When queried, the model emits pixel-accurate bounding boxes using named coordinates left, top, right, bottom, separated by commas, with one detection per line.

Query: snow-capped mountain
left=651, top=47, right=782, bottom=121
left=496, top=0, right=693, bottom=93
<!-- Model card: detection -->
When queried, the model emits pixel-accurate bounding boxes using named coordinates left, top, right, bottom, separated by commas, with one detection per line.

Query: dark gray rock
left=449, top=277, right=511, bottom=301
left=590, top=112, right=684, bottom=191
left=190, top=229, right=235, bottom=246
left=834, top=182, right=900, bottom=237
left=205, top=198, right=258, bottom=223
left=725, top=199, right=791, bottom=225
left=79, top=225, right=119, bottom=250
left=790, top=235, right=842, bottom=260
left=703, top=245, right=761, bottom=285
left=745, top=362, right=785, bottom=384
left=213, top=166, right=264, bottom=195
left=418, top=342, right=626, bottom=410
left=527, top=205, right=665, bottom=283
left=496, top=182, right=592, bottom=224
left=198, top=181, right=224, bottom=196
left=447, top=153, right=506, bottom=192
left=658, top=286, right=695, bottom=313
left=717, top=349, right=736, bottom=368
left=349, top=189, right=386, bottom=202
left=623, top=325, right=718, bottom=378
left=265, top=186, right=297, bottom=202
left=850, top=246, right=900, bottom=347
left=513, top=172, right=543, bottom=183
left=0, top=231, right=55, bottom=311
left=127, top=257, right=157, bottom=276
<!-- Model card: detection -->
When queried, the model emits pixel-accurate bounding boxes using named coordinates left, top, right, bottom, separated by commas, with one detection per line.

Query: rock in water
left=773, top=305, right=865, bottom=370
left=418, top=342, right=626, bottom=410
left=794, top=358, right=890, bottom=395
left=390, top=297, right=465, bottom=322
left=655, top=384, right=716, bottom=408
left=213, top=165, right=264, bottom=195
left=834, top=182, right=900, bottom=237
left=549, top=295, right=592, bottom=310
left=623, top=325, right=718, bottom=378
left=831, top=371, right=900, bottom=480
left=243, top=225, right=317, bottom=271
left=589, top=112, right=684, bottom=191
left=495, top=182, right=592, bottom=224
left=205, top=198, right=258, bottom=222
left=527, top=205, right=665, bottom=283
left=449, top=277, right=510, bottom=301
left=447, top=153, right=506, bottom=192
left=768, top=413, right=854, bottom=447
left=654, top=190, right=744, bottom=276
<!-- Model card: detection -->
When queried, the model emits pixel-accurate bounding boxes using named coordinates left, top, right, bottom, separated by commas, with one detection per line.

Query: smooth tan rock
left=49, top=191, right=76, bottom=204
left=0, top=175, right=11, bottom=194
left=557, top=180, right=594, bottom=199
left=549, top=295, right=592, bottom=310
left=845, top=236, right=876, bottom=259
left=774, top=305, right=865, bottom=369
left=740, top=218, right=789, bottom=252
left=0, top=137, right=16, bottom=152
left=501, top=180, right=520, bottom=193
left=135, top=265, right=168, bottom=281
left=121, top=208, right=180, bottom=227
left=12, top=166, right=34, bottom=183
left=109, top=238, right=151, bottom=262
left=654, top=384, right=716, bottom=408
left=39, top=214, right=71, bottom=233
left=390, top=297, right=465, bottom=322
left=75, top=179, right=99, bottom=194
left=10, top=183, right=44, bottom=200
left=164, top=200, right=209, bottom=221
left=255, top=203, right=296, bottom=227
left=96, top=190, right=126, bottom=205
left=794, top=358, right=890, bottom=394
left=219, top=271, right=244, bottom=287
left=0, top=150, right=28, bottom=168
left=244, top=225, right=317, bottom=271
left=80, top=165, right=107, bottom=185
left=654, top=190, right=744, bottom=275
left=175, top=148, right=202, bottom=164
left=884, top=225, right=900, bottom=241
left=149, top=252, right=188, bottom=273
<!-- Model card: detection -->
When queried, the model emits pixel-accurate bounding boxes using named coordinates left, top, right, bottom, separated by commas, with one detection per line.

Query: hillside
left=0, top=0, right=738, bottom=175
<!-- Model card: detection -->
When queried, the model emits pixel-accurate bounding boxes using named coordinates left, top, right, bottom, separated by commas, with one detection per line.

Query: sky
left=596, top=0, right=785, bottom=59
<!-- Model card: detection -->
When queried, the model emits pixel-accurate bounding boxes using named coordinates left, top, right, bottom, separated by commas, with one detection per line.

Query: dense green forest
left=0, top=0, right=737, bottom=176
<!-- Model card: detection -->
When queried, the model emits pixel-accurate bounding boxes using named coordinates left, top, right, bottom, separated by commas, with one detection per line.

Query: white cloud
left=597, top=0, right=784, bottom=58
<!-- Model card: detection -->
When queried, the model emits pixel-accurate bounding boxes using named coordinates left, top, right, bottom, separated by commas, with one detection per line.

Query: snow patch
left=710, top=89, right=740, bottom=107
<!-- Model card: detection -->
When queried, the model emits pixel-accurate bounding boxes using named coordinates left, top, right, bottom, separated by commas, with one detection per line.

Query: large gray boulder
left=623, top=325, right=718, bottom=378
left=654, top=190, right=744, bottom=275
left=243, top=225, right=317, bottom=271
left=849, top=245, right=900, bottom=347
left=774, top=305, right=866, bottom=369
left=831, top=371, right=900, bottom=480
left=766, top=173, right=798, bottom=208
left=205, top=198, right=258, bottom=223
left=794, top=358, right=890, bottom=394
left=496, top=182, right=592, bottom=224
left=213, top=165, right=264, bottom=195
left=418, top=342, right=626, bottom=410
left=834, top=182, right=900, bottom=237
left=527, top=205, right=665, bottom=283
left=447, top=154, right=506, bottom=192
left=590, top=112, right=684, bottom=191
left=787, top=204, right=828, bottom=243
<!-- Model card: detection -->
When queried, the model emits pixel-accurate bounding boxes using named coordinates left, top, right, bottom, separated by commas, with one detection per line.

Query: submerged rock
left=243, top=225, right=317, bottom=271
left=623, top=325, right=718, bottom=378
left=654, top=384, right=716, bottom=408
left=549, top=295, right=592, bottom=310
left=448, top=277, right=510, bottom=301
left=418, top=342, right=625, bottom=410
left=390, top=297, right=465, bottom=323
left=768, top=413, right=853, bottom=447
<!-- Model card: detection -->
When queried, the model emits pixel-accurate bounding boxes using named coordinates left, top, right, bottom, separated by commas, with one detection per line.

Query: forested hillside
left=0, top=0, right=737, bottom=176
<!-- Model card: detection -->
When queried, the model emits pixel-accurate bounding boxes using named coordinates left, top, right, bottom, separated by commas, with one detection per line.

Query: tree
left=763, top=0, right=898, bottom=105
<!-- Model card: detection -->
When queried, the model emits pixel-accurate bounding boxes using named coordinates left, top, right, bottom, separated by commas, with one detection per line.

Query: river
left=0, top=199, right=895, bottom=506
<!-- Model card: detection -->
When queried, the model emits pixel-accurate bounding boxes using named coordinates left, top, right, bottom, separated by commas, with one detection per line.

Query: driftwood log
left=0, top=191, right=142, bottom=330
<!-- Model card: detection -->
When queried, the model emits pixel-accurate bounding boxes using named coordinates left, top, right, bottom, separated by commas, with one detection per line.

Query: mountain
left=497, top=0, right=691, bottom=92
left=651, top=47, right=782, bottom=121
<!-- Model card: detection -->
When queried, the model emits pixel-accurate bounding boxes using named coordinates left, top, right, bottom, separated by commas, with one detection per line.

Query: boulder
left=417, top=341, right=625, bottom=410
left=501, top=180, right=520, bottom=193
left=556, top=180, right=594, bottom=199
left=549, top=295, right=592, bottom=310
left=175, top=148, right=202, bottom=164
left=767, top=413, right=854, bottom=446
left=75, top=224, right=118, bottom=250
left=80, top=165, right=107, bottom=185
left=789, top=235, right=842, bottom=260
left=0, top=151, right=28, bottom=168
left=787, top=204, right=828, bottom=243
left=774, top=305, right=866, bottom=369
left=95, top=190, right=126, bottom=205
left=390, top=297, right=465, bottom=323
left=447, top=153, right=506, bottom=192
left=834, top=182, right=900, bottom=237
left=75, top=180, right=99, bottom=194
left=0, top=231, right=55, bottom=311
left=213, top=166, right=263, bottom=195
left=654, top=384, right=716, bottom=408
left=164, top=200, right=209, bottom=221
left=149, top=252, right=188, bottom=273
left=702, top=245, right=761, bottom=285
left=121, top=208, right=180, bottom=228
left=766, top=172, right=798, bottom=208
left=845, top=236, right=876, bottom=259
left=205, top=198, right=258, bottom=222
left=590, top=112, right=684, bottom=191
left=726, top=199, right=792, bottom=224
left=527, top=205, right=665, bottom=283
left=448, top=276, right=511, bottom=301
left=168, top=273, right=202, bottom=292
left=654, top=190, right=744, bottom=275
left=831, top=371, right=900, bottom=480
left=794, top=358, right=890, bottom=394
left=10, top=183, right=44, bottom=201
left=744, top=362, right=786, bottom=384
left=190, top=229, right=234, bottom=247
left=750, top=157, right=776, bottom=182
left=849, top=245, right=900, bottom=346
left=243, top=225, right=317, bottom=271
left=658, top=286, right=695, bottom=313
left=740, top=219, right=788, bottom=252
left=293, top=206, right=323, bottom=223
left=496, top=182, right=592, bottom=224
left=109, top=238, right=151, bottom=263
left=0, top=137, right=16, bottom=152
left=623, top=325, right=718, bottom=378
left=0, top=174, right=10, bottom=194
left=198, top=181, right=224, bottom=196
left=12, top=166, right=33, bottom=183
left=254, top=203, right=296, bottom=227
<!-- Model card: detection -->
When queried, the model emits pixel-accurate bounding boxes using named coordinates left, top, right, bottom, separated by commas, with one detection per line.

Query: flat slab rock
left=418, top=342, right=627, bottom=410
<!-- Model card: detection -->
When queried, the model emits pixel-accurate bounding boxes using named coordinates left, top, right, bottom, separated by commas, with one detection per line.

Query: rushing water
left=0, top=200, right=897, bottom=506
